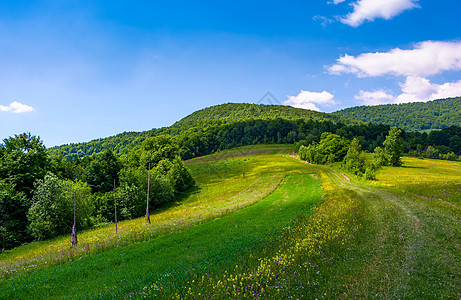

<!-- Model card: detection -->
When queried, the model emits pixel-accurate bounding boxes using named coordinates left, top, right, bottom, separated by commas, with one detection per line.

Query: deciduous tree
left=383, top=127, right=403, bottom=166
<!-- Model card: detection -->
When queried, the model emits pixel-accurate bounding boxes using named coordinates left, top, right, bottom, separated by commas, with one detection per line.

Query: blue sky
left=1, top=0, right=460, bottom=147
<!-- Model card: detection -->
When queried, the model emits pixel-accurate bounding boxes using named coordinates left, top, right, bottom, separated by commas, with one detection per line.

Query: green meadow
left=0, top=145, right=460, bottom=299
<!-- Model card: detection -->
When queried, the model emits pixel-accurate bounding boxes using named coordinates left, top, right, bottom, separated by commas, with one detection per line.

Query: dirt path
left=320, top=167, right=461, bottom=298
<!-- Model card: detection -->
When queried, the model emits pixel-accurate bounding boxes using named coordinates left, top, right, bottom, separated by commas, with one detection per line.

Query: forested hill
left=332, top=97, right=461, bottom=132
left=168, top=103, right=355, bottom=133
left=50, top=103, right=356, bottom=159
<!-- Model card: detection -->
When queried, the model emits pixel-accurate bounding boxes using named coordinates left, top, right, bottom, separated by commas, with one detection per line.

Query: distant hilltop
left=332, top=97, right=461, bottom=132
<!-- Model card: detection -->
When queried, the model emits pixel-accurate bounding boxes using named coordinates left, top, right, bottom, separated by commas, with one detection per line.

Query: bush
left=364, top=163, right=378, bottom=180
left=372, top=146, right=389, bottom=167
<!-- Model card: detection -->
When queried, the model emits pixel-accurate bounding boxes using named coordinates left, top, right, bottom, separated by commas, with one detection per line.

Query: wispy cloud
left=0, top=101, right=35, bottom=113
left=340, top=0, right=419, bottom=27
left=284, top=90, right=336, bottom=111
left=328, top=41, right=461, bottom=77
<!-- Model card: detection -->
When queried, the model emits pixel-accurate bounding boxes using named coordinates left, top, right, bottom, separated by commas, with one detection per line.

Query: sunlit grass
left=0, top=145, right=299, bottom=280
left=1, top=146, right=460, bottom=299
left=162, top=167, right=363, bottom=299
left=0, top=148, right=324, bottom=299
left=373, top=156, right=461, bottom=205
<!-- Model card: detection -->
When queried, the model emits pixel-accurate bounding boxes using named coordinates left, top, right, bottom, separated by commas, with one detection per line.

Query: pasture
left=0, top=147, right=460, bottom=299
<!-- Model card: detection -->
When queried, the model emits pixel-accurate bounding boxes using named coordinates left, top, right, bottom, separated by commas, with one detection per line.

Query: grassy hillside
left=49, top=103, right=357, bottom=158
left=333, top=97, right=461, bottom=131
left=1, top=145, right=460, bottom=298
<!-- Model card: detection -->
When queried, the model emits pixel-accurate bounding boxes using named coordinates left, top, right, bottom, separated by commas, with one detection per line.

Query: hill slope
left=1, top=147, right=460, bottom=298
left=332, top=97, right=461, bottom=131
left=50, top=103, right=357, bottom=158
left=168, top=102, right=354, bottom=133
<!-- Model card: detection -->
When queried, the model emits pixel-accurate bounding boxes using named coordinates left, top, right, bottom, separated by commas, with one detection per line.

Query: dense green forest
left=333, top=97, right=461, bottom=131
left=49, top=103, right=358, bottom=159
left=0, top=133, right=194, bottom=250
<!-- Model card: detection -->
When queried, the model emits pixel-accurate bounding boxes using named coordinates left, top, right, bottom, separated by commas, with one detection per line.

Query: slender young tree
left=145, top=163, right=151, bottom=224
left=383, top=127, right=403, bottom=166
left=114, top=179, right=117, bottom=234
left=71, top=194, right=78, bottom=246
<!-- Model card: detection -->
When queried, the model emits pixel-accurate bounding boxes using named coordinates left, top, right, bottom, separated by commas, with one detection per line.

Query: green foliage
left=0, top=181, right=28, bottom=249
left=158, top=158, right=195, bottom=192
left=114, top=137, right=194, bottom=220
left=170, top=102, right=355, bottom=133
left=343, top=138, right=366, bottom=176
left=148, top=170, right=175, bottom=206
left=48, top=101, right=461, bottom=161
left=372, top=146, right=389, bottom=167
left=384, top=127, right=404, bottom=166
left=299, top=132, right=350, bottom=164
left=28, top=174, right=92, bottom=240
left=91, top=192, right=115, bottom=225
left=424, top=145, right=437, bottom=158
left=364, top=163, right=378, bottom=180
left=333, top=97, right=461, bottom=131
left=48, top=103, right=358, bottom=159
left=84, top=150, right=122, bottom=193
left=0, top=133, right=50, bottom=197
left=140, top=135, right=179, bottom=167
left=0, top=133, right=50, bottom=247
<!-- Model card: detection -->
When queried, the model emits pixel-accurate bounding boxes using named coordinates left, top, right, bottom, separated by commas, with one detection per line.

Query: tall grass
left=0, top=163, right=322, bottom=298
left=1, top=148, right=459, bottom=299
left=0, top=146, right=295, bottom=280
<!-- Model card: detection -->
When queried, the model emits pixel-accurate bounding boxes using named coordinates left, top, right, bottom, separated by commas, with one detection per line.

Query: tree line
left=175, top=119, right=461, bottom=160
left=51, top=117, right=461, bottom=162
left=298, top=127, right=403, bottom=180
left=49, top=103, right=358, bottom=159
left=333, top=97, right=461, bottom=131
left=0, top=133, right=194, bottom=250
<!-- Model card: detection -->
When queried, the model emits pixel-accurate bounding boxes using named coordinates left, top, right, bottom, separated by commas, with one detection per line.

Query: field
left=0, top=145, right=460, bottom=298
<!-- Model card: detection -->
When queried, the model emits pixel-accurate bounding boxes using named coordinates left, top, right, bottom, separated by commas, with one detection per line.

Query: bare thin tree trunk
left=146, top=162, right=151, bottom=224
left=71, top=194, right=78, bottom=246
left=114, top=179, right=117, bottom=234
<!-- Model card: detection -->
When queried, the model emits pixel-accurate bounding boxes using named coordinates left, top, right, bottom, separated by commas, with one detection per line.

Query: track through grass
left=1, top=149, right=460, bottom=299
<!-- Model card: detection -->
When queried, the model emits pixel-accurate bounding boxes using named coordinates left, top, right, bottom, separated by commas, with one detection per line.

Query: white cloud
left=355, top=77, right=461, bottom=106
left=355, top=89, right=394, bottom=105
left=328, top=41, right=461, bottom=77
left=395, top=76, right=461, bottom=103
left=332, top=0, right=347, bottom=4
left=0, top=101, right=35, bottom=113
left=284, top=90, right=336, bottom=111
left=341, top=0, right=419, bottom=27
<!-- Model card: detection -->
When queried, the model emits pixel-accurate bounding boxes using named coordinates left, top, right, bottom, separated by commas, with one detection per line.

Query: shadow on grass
left=152, top=185, right=203, bottom=214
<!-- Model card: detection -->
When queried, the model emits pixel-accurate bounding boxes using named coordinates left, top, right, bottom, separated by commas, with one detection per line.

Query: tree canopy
left=333, top=97, right=461, bottom=131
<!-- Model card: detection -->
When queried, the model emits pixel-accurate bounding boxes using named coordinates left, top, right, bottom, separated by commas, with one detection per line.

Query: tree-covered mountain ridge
left=49, top=103, right=358, bottom=158
left=168, top=102, right=355, bottom=131
left=332, top=97, right=461, bottom=132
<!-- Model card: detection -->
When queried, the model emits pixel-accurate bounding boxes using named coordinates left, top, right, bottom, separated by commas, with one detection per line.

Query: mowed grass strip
left=0, top=172, right=321, bottom=299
